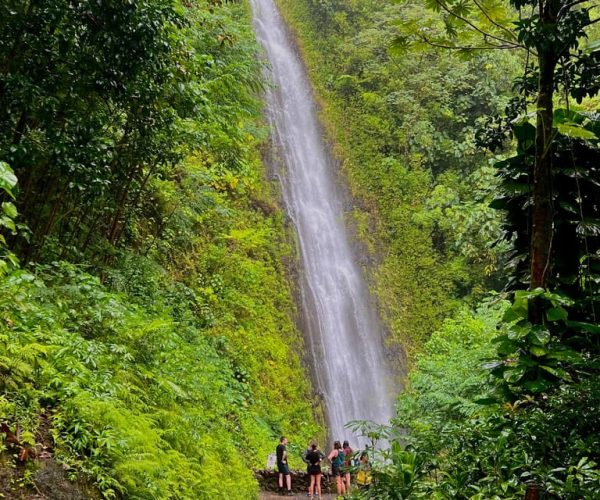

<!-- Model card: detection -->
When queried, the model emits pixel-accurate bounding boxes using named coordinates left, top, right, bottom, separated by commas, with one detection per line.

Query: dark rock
left=0, top=455, right=100, bottom=500
left=254, top=469, right=337, bottom=494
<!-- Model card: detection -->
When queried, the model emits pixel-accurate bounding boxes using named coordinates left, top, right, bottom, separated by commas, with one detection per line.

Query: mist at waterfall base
left=250, top=0, right=396, bottom=450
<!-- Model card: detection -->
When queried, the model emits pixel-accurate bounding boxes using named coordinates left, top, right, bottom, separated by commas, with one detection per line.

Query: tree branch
left=471, top=0, right=517, bottom=40
left=432, top=0, right=525, bottom=49
left=557, top=0, right=593, bottom=20
left=418, top=33, right=518, bottom=51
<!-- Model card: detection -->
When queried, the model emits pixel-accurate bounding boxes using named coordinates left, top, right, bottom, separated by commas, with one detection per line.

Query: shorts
left=308, top=464, right=321, bottom=475
left=332, top=464, right=342, bottom=477
left=277, top=462, right=290, bottom=475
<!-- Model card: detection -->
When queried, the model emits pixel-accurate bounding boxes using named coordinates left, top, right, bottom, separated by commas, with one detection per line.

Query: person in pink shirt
left=342, top=440, right=353, bottom=493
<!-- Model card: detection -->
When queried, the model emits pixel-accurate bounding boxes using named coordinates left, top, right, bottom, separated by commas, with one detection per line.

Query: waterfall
left=250, top=0, right=395, bottom=448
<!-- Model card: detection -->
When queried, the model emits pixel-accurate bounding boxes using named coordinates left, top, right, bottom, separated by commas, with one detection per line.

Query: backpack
left=356, top=468, right=372, bottom=486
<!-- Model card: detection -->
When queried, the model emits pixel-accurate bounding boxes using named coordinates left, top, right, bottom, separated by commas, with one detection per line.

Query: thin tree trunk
left=112, top=165, right=156, bottom=247
left=19, top=162, right=35, bottom=216
left=107, top=169, right=136, bottom=246
left=12, top=111, right=28, bottom=145
left=60, top=202, right=89, bottom=257
left=530, top=54, right=556, bottom=289
left=80, top=215, right=101, bottom=254
left=107, top=157, right=148, bottom=248
left=36, top=188, right=65, bottom=257
left=529, top=0, right=558, bottom=323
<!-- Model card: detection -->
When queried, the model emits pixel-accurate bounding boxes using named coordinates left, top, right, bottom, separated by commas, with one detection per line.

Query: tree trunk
left=524, top=482, right=540, bottom=500
left=529, top=1, right=558, bottom=323
left=107, top=167, right=137, bottom=246
left=530, top=53, right=556, bottom=288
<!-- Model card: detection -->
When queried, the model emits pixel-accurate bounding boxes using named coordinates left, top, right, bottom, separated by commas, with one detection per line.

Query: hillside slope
left=0, top=2, right=320, bottom=498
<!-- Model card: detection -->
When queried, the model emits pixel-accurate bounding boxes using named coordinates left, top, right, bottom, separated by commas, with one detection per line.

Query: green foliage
left=0, top=265, right=249, bottom=498
left=483, top=106, right=600, bottom=400
left=0, top=161, right=20, bottom=276
left=394, top=301, right=507, bottom=452
left=1, top=249, right=317, bottom=497
left=368, top=446, right=426, bottom=499
left=352, top=304, right=599, bottom=499
left=360, top=1, right=600, bottom=496
left=0, top=1, right=321, bottom=497
left=0, top=0, right=267, bottom=263
left=1, top=0, right=185, bottom=252
left=489, top=108, right=600, bottom=301
left=275, top=0, right=519, bottom=352
left=488, top=289, right=594, bottom=397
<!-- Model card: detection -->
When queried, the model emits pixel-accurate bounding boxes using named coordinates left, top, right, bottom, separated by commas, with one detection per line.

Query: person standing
left=356, top=451, right=372, bottom=492
left=276, top=436, right=293, bottom=496
left=305, top=443, right=325, bottom=499
left=327, top=441, right=346, bottom=497
left=342, top=440, right=353, bottom=493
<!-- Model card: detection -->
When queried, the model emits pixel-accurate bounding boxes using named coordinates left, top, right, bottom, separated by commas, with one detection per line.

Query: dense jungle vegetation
left=0, top=1, right=320, bottom=498
left=1, top=0, right=599, bottom=498
left=276, top=0, right=600, bottom=498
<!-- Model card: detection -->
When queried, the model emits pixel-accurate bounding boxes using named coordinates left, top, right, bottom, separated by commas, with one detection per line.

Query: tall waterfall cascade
left=250, top=0, right=395, bottom=447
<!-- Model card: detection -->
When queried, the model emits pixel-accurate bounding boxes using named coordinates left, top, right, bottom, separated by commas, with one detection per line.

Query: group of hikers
left=275, top=437, right=372, bottom=498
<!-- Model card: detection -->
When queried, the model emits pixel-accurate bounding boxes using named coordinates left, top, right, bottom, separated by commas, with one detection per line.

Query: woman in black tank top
left=306, top=443, right=324, bottom=498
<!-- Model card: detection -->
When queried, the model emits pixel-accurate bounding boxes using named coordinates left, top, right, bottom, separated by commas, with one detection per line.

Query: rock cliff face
left=250, top=0, right=395, bottom=447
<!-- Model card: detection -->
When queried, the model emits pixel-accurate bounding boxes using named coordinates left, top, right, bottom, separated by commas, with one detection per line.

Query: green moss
left=274, top=0, right=518, bottom=356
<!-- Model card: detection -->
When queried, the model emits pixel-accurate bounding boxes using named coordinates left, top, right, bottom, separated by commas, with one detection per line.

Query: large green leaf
left=555, top=122, right=598, bottom=140
left=0, top=162, right=17, bottom=199
left=544, top=349, right=583, bottom=362
left=2, top=202, right=17, bottom=219
left=522, top=378, right=553, bottom=393
left=503, top=365, right=527, bottom=383
left=566, top=321, right=600, bottom=335
left=529, top=328, right=550, bottom=345
left=546, top=306, right=568, bottom=322
left=529, top=345, right=548, bottom=357
left=540, top=365, right=572, bottom=381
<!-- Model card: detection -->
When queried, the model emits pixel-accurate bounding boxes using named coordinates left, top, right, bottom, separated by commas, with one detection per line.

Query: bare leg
left=309, top=475, right=315, bottom=496
left=345, top=472, right=351, bottom=493
left=278, top=473, right=283, bottom=489
left=336, top=476, right=343, bottom=495
left=316, top=474, right=322, bottom=497
left=286, top=474, right=292, bottom=492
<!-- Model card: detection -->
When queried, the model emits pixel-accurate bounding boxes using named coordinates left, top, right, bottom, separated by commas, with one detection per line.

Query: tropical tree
left=395, top=0, right=599, bottom=302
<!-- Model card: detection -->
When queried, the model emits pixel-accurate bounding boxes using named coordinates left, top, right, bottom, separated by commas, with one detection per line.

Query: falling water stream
left=251, top=0, right=395, bottom=447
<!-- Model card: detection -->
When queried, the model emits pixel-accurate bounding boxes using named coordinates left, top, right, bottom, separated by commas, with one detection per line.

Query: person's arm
left=327, top=449, right=337, bottom=462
